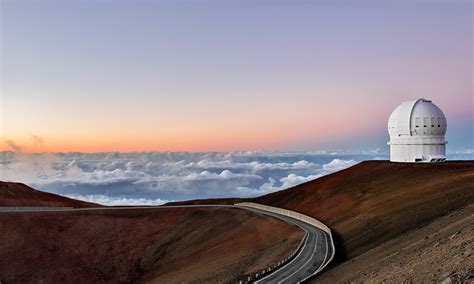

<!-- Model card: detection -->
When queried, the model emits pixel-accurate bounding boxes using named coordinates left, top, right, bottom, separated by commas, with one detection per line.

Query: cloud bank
left=0, top=151, right=386, bottom=205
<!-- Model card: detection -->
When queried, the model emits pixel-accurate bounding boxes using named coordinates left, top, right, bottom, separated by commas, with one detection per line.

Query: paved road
left=0, top=205, right=331, bottom=283
left=236, top=206, right=331, bottom=284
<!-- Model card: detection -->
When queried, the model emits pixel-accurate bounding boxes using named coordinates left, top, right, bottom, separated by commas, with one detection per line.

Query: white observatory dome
left=387, top=98, right=447, bottom=163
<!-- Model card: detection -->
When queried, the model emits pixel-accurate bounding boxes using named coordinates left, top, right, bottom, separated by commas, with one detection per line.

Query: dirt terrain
left=0, top=181, right=99, bottom=208
left=2, top=161, right=473, bottom=283
left=172, top=160, right=474, bottom=280
left=316, top=204, right=474, bottom=283
left=250, top=161, right=474, bottom=260
left=0, top=206, right=303, bottom=283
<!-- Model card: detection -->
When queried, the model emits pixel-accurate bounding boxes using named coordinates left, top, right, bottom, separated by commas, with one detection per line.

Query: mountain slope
left=253, top=161, right=474, bottom=260
left=316, top=203, right=474, bottom=283
left=0, top=207, right=303, bottom=283
left=0, top=181, right=99, bottom=208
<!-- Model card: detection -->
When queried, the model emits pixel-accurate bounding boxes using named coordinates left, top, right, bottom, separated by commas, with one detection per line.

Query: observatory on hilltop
left=388, top=98, right=447, bottom=163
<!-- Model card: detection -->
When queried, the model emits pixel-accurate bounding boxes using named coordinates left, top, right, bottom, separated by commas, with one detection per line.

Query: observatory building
left=388, top=98, right=447, bottom=163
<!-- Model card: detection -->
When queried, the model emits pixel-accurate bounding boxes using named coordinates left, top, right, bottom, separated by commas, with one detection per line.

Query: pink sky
left=1, top=1, right=472, bottom=152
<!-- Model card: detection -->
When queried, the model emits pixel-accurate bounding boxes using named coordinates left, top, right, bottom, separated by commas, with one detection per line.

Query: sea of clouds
left=0, top=149, right=471, bottom=205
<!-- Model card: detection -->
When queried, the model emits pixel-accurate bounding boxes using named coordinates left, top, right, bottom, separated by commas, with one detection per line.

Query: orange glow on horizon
left=0, top=120, right=383, bottom=153
left=2, top=95, right=470, bottom=153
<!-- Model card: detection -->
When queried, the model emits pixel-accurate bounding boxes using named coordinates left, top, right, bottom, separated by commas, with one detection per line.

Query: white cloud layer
left=0, top=151, right=389, bottom=205
left=322, top=159, right=357, bottom=171
left=65, top=194, right=171, bottom=206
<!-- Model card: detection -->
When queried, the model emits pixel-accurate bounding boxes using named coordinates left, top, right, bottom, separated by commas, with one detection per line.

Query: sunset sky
left=1, top=0, right=472, bottom=153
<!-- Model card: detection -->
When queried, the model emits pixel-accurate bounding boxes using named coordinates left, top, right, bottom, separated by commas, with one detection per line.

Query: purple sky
left=1, top=0, right=472, bottom=152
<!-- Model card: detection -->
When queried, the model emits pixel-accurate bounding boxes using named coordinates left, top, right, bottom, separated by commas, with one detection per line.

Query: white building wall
left=389, top=142, right=446, bottom=162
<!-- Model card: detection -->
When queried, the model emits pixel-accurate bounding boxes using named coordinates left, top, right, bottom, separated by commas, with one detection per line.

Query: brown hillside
left=253, top=161, right=474, bottom=260
left=0, top=181, right=100, bottom=208
left=0, top=207, right=303, bottom=283
left=316, top=204, right=474, bottom=283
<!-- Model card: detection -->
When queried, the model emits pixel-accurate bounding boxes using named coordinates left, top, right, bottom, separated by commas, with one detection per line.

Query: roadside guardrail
left=235, top=202, right=336, bottom=282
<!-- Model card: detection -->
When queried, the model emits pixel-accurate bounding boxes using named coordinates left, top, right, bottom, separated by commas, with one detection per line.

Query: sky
left=0, top=0, right=472, bottom=153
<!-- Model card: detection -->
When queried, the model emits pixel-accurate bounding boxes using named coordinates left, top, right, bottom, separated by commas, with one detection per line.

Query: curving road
left=0, top=204, right=331, bottom=283
left=235, top=206, right=332, bottom=283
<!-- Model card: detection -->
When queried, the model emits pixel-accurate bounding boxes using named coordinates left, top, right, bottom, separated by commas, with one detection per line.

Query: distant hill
left=0, top=181, right=99, bottom=208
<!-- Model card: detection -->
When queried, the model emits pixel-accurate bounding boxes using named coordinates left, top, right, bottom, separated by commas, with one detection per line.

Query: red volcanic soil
left=253, top=161, right=474, bottom=260
left=172, top=161, right=474, bottom=263
left=3, top=161, right=472, bottom=282
left=316, top=204, right=474, bottom=283
left=0, top=207, right=303, bottom=283
left=0, top=181, right=99, bottom=208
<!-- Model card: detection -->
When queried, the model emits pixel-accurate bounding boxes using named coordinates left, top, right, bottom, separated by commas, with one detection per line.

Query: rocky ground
left=316, top=204, right=474, bottom=283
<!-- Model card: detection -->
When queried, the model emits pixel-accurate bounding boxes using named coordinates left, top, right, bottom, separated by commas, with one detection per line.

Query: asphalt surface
left=236, top=206, right=331, bottom=284
left=0, top=204, right=331, bottom=283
